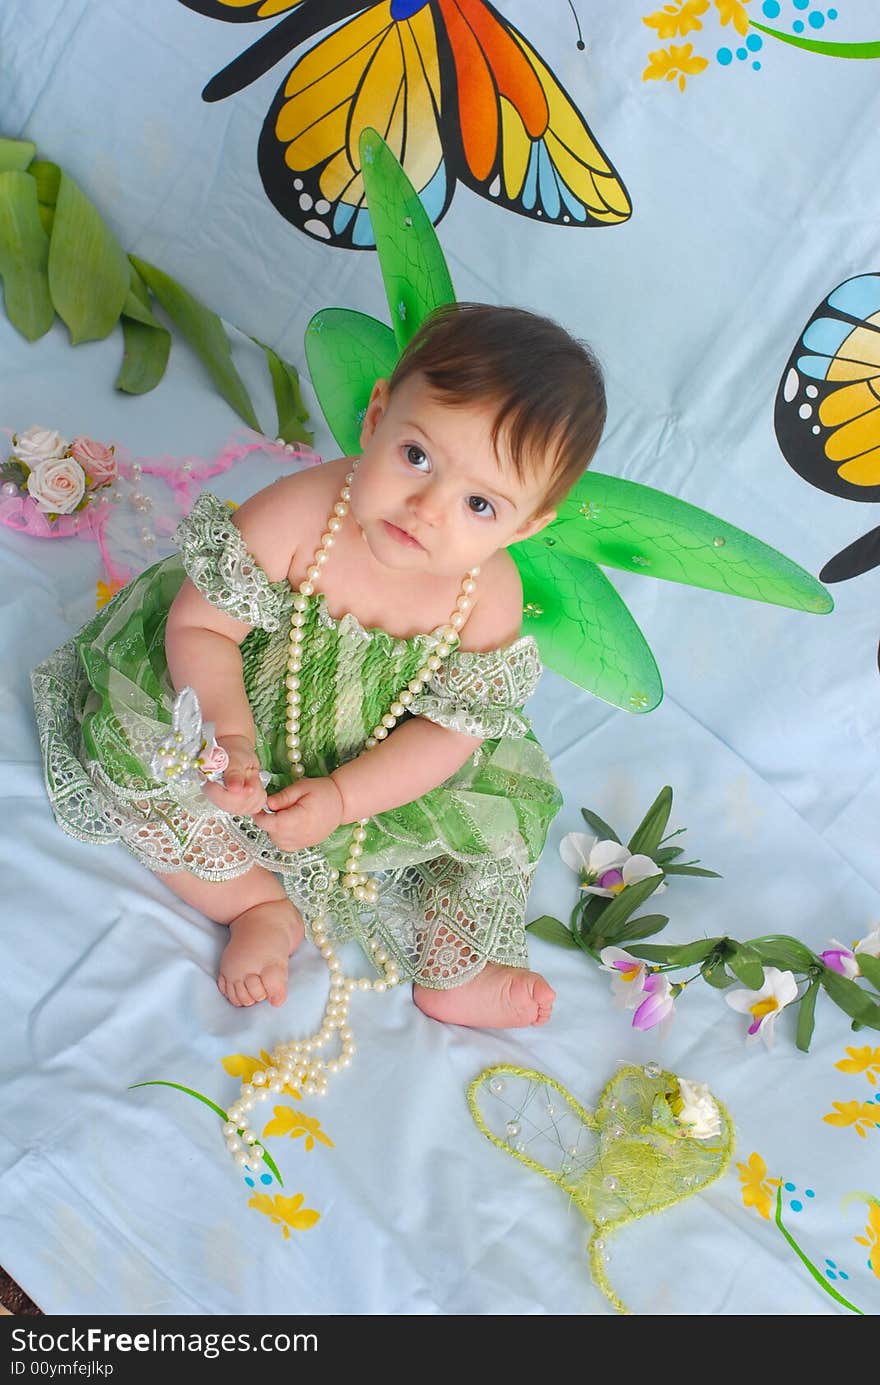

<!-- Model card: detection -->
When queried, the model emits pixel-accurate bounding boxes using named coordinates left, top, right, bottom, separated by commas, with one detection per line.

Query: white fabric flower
left=599, top=946, right=649, bottom=1009
left=12, top=425, right=68, bottom=465
left=673, top=1077, right=722, bottom=1140
left=26, top=457, right=86, bottom=515
left=855, top=925, right=880, bottom=960
left=560, top=831, right=665, bottom=897
left=725, top=966, right=799, bottom=1048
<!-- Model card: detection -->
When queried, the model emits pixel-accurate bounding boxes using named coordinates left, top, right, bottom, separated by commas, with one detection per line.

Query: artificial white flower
left=672, top=1077, right=722, bottom=1140
left=25, top=457, right=86, bottom=515
left=559, top=831, right=665, bottom=897
left=855, top=925, right=880, bottom=960
left=599, top=945, right=648, bottom=1009
left=725, top=966, right=799, bottom=1048
left=12, top=425, right=68, bottom=465
left=820, top=925, right=880, bottom=979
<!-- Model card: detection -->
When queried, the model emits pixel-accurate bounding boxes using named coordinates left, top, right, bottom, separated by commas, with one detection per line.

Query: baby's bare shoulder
left=458, top=549, right=525, bottom=654
left=230, top=459, right=349, bottom=582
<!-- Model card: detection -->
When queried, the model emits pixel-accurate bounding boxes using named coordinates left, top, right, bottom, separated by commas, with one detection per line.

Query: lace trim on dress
left=175, top=492, right=292, bottom=632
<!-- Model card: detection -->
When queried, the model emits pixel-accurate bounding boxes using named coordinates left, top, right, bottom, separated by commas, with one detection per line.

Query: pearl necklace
left=284, top=465, right=479, bottom=907
left=223, top=471, right=478, bottom=1175
left=223, top=911, right=400, bottom=1171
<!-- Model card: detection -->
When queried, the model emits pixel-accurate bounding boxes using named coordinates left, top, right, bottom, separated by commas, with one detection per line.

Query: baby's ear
left=359, top=379, right=390, bottom=448
left=513, top=508, right=557, bottom=543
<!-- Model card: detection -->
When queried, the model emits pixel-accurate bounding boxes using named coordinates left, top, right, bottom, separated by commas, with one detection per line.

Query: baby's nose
left=409, top=484, right=447, bottom=525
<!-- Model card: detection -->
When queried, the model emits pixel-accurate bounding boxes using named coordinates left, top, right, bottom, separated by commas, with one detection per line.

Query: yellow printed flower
left=736, top=1151, right=782, bottom=1220
left=714, top=0, right=750, bottom=35
left=823, top=1100, right=880, bottom=1139
left=642, top=43, right=709, bottom=91
left=222, top=1050, right=301, bottom=1100
left=854, top=1201, right=880, bottom=1279
left=248, top=1192, right=320, bottom=1239
left=96, top=578, right=124, bottom=610
left=643, top=1, right=709, bottom=40
left=835, top=1047, right=880, bottom=1086
left=262, top=1105, right=334, bottom=1151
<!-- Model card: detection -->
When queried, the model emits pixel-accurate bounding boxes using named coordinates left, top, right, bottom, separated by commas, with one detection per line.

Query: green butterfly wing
left=358, top=126, right=455, bottom=350
left=304, top=309, right=399, bottom=456
left=302, top=130, right=833, bottom=713
left=547, top=472, right=833, bottom=614
left=510, top=543, right=662, bottom=711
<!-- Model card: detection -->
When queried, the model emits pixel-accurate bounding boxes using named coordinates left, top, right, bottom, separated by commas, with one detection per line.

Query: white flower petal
left=724, top=987, right=757, bottom=1015
left=590, top=839, right=629, bottom=873
left=622, top=854, right=664, bottom=887
left=559, top=831, right=596, bottom=874
left=855, top=926, right=880, bottom=959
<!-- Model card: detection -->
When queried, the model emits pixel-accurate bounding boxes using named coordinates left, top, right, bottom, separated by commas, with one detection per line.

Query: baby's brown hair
left=388, top=301, right=606, bottom=511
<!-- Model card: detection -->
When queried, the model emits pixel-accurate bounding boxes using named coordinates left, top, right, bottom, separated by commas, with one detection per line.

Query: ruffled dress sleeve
left=406, top=635, right=543, bottom=739
left=174, top=491, right=290, bottom=631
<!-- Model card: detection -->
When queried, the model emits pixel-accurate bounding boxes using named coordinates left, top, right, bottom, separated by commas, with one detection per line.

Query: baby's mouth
left=382, top=519, right=425, bottom=550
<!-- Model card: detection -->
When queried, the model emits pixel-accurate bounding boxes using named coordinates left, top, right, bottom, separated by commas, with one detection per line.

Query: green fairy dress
left=32, top=491, right=562, bottom=988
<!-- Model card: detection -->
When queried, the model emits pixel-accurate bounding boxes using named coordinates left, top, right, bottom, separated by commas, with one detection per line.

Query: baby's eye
left=405, top=444, right=429, bottom=470
left=467, top=495, right=496, bottom=519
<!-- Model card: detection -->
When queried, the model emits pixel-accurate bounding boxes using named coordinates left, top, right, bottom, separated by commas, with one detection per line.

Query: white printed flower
left=671, top=1077, right=722, bottom=1140
left=12, top=425, right=68, bottom=465
left=25, top=456, right=86, bottom=515
left=560, top=831, right=665, bottom=897
left=725, top=966, right=799, bottom=1048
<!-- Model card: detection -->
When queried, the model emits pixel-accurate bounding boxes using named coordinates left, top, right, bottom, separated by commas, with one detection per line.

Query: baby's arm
left=165, top=477, right=305, bottom=814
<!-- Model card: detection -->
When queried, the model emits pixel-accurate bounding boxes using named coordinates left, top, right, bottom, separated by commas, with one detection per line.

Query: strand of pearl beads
left=284, top=466, right=479, bottom=908
left=221, top=914, right=399, bottom=1170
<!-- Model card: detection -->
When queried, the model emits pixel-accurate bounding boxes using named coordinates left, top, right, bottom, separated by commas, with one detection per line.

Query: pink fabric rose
left=26, top=457, right=87, bottom=515
left=69, top=436, right=117, bottom=487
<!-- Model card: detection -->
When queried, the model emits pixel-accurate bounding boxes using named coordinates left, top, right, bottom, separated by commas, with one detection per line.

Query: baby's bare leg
left=160, top=866, right=304, bottom=1008
left=413, top=962, right=555, bottom=1030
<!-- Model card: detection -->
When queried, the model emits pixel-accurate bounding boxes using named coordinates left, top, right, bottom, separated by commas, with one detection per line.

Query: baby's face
left=350, top=372, right=555, bottom=578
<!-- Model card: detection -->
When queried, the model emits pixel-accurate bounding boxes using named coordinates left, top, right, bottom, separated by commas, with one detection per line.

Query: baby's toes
left=262, top=962, right=289, bottom=1008
left=532, top=977, right=556, bottom=1025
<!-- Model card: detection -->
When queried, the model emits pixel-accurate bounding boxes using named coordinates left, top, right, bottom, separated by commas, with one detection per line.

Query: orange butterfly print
left=178, top=0, right=632, bottom=247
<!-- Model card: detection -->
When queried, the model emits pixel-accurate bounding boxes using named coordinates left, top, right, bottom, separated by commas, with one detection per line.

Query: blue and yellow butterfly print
left=775, top=273, right=880, bottom=589
left=177, top=0, right=632, bottom=248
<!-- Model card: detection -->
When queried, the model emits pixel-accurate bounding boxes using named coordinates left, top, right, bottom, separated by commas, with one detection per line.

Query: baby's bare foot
left=413, top=963, right=555, bottom=1030
left=218, top=901, right=304, bottom=1008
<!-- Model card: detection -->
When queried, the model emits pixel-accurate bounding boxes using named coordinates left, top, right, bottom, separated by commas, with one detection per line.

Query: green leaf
left=662, top=864, right=723, bottom=878
left=0, top=138, right=36, bottom=172
left=257, top=339, right=314, bottom=445
left=611, top=913, right=669, bottom=944
left=0, top=170, right=54, bottom=339
left=116, top=314, right=171, bottom=394
left=572, top=892, right=606, bottom=932
left=48, top=170, right=129, bottom=343
left=725, top=942, right=765, bottom=989
left=796, top=978, right=820, bottom=1053
left=856, top=953, right=880, bottom=991
left=654, top=846, right=684, bottom=864
left=525, top=916, right=579, bottom=949
left=580, top=806, right=621, bottom=843
left=29, top=159, right=60, bottom=234
left=702, top=955, right=735, bottom=988
left=115, top=266, right=171, bottom=394
left=130, top=256, right=260, bottom=429
left=821, top=969, right=880, bottom=1032
left=627, top=785, right=673, bottom=856
left=749, top=935, right=818, bottom=972
left=630, top=937, right=722, bottom=966
left=584, top=873, right=664, bottom=944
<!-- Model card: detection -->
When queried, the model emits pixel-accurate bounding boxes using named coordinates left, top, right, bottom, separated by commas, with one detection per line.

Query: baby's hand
left=202, top=736, right=268, bottom=817
left=254, top=776, right=344, bottom=851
